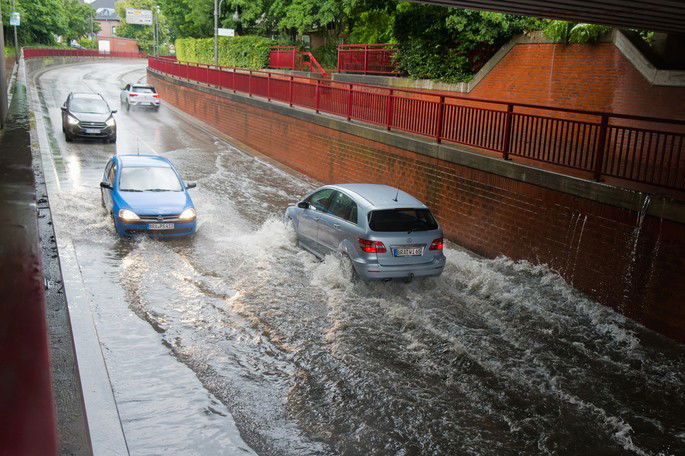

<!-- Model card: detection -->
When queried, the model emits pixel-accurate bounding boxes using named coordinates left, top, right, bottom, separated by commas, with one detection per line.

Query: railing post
left=363, top=46, right=368, bottom=75
left=436, top=96, right=445, bottom=144
left=233, top=68, right=236, bottom=93
left=248, top=70, right=252, bottom=97
left=386, top=89, right=394, bottom=131
left=347, top=84, right=353, bottom=121
left=502, top=104, right=514, bottom=160
left=315, top=79, right=321, bottom=113
left=289, top=76, right=294, bottom=107
left=593, top=115, right=609, bottom=181
left=267, top=73, right=271, bottom=101
left=337, top=47, right=341, bottom=74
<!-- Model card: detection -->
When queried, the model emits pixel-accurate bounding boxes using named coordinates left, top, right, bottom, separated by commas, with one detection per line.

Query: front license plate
left=394, top=247, right=422, bottom=257
left=84, top=128, right=101, bottom=134
left=148, top=223, right=174, bottom=230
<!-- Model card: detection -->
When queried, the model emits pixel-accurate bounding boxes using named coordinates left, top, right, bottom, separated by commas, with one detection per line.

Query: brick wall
left=149, top=72, right=685, bottom=343
left=470, top=43, right=685, bottom=121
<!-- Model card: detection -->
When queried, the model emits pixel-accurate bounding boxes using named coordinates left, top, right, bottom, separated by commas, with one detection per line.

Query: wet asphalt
left=33, top=61, right=685, bottom=456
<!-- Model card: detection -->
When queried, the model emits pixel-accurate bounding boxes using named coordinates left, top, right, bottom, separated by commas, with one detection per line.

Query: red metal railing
left=269, top=46, right=297, bottom=70
left=337, top=44, right=399, bottom=75
left=148, top=57, right=685, bottom=191
left=268, top=47, right=327, bottom=77
left=23, top=48, right=145, bottom=59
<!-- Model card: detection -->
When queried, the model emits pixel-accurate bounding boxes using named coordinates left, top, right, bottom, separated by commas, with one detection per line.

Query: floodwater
left=34, top=61, right=685, bottom=456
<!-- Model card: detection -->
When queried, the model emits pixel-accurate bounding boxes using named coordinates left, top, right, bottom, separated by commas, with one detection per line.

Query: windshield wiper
left=145, top=188, right=174, bottom=192
left=120, top=189, right=143, bottom=192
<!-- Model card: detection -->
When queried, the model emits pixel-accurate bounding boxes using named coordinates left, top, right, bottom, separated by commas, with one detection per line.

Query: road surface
left=32, top=61, right=685, bottom=456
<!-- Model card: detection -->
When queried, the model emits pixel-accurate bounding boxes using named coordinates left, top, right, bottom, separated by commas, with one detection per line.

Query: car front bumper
left=66, top=124, right=115, bottom=139
left=352, top=255, right=446, bottom=281
left=114, top=218, right=197, bottom=237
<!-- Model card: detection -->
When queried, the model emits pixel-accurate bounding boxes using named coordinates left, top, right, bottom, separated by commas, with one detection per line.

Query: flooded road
left=33, top=61, right=685, bottom=456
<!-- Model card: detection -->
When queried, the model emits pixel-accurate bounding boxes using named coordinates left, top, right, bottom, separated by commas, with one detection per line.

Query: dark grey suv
left=61, top=93, right=117, bottom=143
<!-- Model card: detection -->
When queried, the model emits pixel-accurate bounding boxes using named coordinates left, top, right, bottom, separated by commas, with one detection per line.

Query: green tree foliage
left=393, top=3, right=545, bottom=82
left=114, top=0, right=167, bottom=53
left=176, top=35, right=277, bottom=68
left=543, top=21, right=611, bottom=44
left=1, top=0, right=96, bottom=45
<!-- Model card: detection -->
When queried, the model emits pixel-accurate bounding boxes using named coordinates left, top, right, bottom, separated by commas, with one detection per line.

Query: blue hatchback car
left=100, top=154, right=197, bottom=237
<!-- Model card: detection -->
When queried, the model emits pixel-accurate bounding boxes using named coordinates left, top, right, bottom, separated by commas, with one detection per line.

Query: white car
left=120, top=84, right=160, bottom=111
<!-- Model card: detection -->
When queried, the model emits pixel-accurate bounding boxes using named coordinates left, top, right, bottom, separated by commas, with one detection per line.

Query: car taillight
left=359, top=238, right=386, bottom=253
left=153, top=94, right=160, bottom=98
left=129, top=93, right=138, bottom=97
left=429, top=238, right=444, bottom=250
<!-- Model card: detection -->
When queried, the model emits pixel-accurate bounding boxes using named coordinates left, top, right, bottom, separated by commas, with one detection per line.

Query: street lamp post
left=0, top=0, right=7, bottom=129
left=214, top=0, right=228, bottom=66
left=11, top=0, right=19, bottom=62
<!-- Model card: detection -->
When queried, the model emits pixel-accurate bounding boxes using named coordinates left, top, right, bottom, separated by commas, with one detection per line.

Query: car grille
left=137, top=214, right=181, bottom=223
left=80, top=121, right=107, bottom=128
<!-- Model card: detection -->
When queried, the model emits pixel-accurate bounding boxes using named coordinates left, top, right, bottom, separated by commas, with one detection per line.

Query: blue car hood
left=119, top=191, right=191, bottom=215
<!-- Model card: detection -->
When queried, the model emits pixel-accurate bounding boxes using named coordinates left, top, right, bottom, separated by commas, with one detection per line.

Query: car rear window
left=119, top=166, right=183, bottom=192
left=368, top=208, right=438, bottom=232
left=132, top=87, right=156, bottom=93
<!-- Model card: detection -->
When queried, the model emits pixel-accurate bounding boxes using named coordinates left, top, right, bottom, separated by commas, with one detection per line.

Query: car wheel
left=126, top=101, right=130, bottom=112
left=65, top=132, right=73, bottom=142
left=340, top=253, right=358, bottom=282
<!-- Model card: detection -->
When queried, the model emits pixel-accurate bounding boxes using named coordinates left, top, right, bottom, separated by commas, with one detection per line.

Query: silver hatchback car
left=285, top=184, right=446, bottom=280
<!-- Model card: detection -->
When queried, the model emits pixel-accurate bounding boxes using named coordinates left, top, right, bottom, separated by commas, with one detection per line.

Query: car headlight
left=178, top=208, right=196, bottom=222
left=118, top=209, right=140, bottom=222
left=106, top=117, right=115, bottom=127
left=67, top=115, right=80, bottom=125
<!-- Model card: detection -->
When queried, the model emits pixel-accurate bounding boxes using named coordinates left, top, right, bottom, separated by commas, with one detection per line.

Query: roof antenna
left=393, top=187, right=399, bottom=202
left=137, top=137, right=140, bottom=155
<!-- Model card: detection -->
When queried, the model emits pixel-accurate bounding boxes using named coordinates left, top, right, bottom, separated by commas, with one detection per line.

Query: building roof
left=91, top=0, right=120, bottom=21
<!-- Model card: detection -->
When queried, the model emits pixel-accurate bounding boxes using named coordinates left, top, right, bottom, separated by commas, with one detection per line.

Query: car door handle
left=333, top=223, right=341, bottom=229
left=314, top=217, right=320, bottom=221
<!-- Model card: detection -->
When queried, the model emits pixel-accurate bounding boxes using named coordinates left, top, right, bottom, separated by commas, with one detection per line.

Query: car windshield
left=70, top=97, right=110, bottom=114
left=368, top=208, right=438, bottom=232
left=132, top=87, right=155, bottom=93
left=119, top=166, right=183, bottom=192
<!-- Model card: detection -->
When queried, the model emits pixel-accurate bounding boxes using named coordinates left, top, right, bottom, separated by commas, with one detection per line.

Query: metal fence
left=148, top=56, right=685, bottom=191
left=23, top=48, right=145, bottom=59
left=269, top=46, right=297, bottom=70
left=337, top=44, right=399, bottom=75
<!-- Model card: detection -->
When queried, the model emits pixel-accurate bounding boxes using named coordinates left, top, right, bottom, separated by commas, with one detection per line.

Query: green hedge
left=175, top=36, right=277, bottom=69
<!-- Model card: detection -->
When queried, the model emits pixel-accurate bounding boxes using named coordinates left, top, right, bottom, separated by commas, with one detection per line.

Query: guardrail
left=337, top=44, right=399, bottom=75
left=24, top=48, right=145, bottom=59
left=149, top=56, right=685, bottom=192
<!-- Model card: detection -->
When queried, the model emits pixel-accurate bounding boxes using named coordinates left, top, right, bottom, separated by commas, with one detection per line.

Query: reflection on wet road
left=35, top=62, right=685, bottom=456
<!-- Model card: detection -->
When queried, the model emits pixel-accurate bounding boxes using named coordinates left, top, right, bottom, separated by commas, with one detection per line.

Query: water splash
left=622, top=195, right=652, bottom=309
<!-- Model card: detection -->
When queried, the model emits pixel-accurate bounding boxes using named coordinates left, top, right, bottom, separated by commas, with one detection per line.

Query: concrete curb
left=25, top=57, right=130, bottom=456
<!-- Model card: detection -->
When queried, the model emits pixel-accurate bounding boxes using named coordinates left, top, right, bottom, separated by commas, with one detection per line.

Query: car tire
left=65, top=132, right=73, bottom=142
left=108, top=134, right=117, bottom=144
left=340, top=253, right=358, bottom=282
left=126, top=101, right=130, bottom=112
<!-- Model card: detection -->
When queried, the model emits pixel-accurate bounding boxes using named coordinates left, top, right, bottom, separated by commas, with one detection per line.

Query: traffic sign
left=10, top=12, right=20, bottom=26
left=125, top=8, right=152, bottom=25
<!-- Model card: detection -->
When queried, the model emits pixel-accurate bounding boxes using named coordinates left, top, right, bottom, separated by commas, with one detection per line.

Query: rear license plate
left=84, top=128, right=101, bottom=134
left=148, top=223, right=174, bottom=230
left=394, top=247, right=422, bottom=257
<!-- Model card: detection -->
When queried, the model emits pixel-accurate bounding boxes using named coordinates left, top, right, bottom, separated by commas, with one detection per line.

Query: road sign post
left=0, top=0, right=6, bottom=129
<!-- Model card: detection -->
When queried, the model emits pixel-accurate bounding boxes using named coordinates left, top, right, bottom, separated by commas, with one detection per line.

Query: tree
left=63, top=0, right=99, bottom=44
left=543, top=21, right=610, bottom=44
left=115, top=0, right=168, bottom=53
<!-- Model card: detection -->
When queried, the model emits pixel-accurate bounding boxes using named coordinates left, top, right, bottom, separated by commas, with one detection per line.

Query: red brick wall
left=150, top=72, right=685, bottom=343
left=96, top=37, right=139, bottom=54
left=470, top=43, right=685, bottom=121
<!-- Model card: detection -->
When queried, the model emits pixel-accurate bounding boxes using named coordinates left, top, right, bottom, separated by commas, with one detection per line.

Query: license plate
left=394, top=247, right=422, bottom=257
left=148, top=223, right=174, bottom=230
left=84, top=128, right=101, bottom=134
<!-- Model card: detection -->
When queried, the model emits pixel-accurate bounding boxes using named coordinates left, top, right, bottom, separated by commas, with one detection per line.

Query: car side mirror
left=111, top=109, right=118, bottom=114
left=61, top=106, right=67, bottom=112
left=297, top=201, right=309, bottom=209
left=100, top=181, right=112, bottom=189
left=185, top=181, right=197, bottom=189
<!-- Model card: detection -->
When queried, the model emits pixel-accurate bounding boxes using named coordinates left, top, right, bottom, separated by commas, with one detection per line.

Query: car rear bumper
left=353, top=255, right=446, bottom=280
left=128, top=99, right=160, bottom=107
left=114, top=219, right=196, bottom=237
